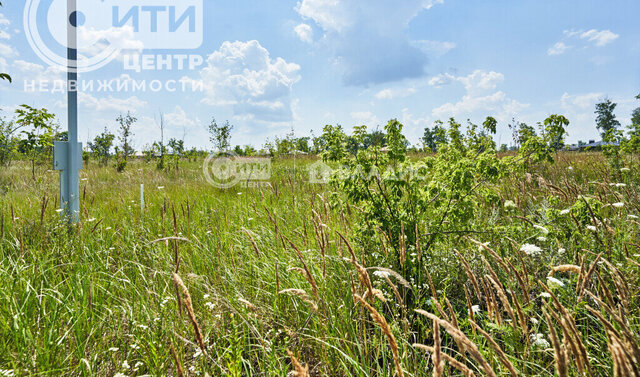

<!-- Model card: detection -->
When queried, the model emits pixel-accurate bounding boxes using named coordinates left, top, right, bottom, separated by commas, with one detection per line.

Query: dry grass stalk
left=415, top=310, right=497, bottom=377
left=486, top=275, right=517, bottom=326
left=425, top=268, right=438, bottom=300
left=367, top=267, right=411, bottom=289
left=284, top=236, right=319, bottom=300
left=279, top=289, right=318, bottom=312
left=172, top=273, right=206, bottom=354
left=344, top=257, right=375, bottom=302
left=548, top=264, right=581, bottom=277
left=238, top=298, right=258, bottom=313
left=510, top=289, right=528, bottom=337
left=469, top=320, right=518, bottom=377
left=541, top=283, right=590, bottom=374
left=399, top=224, right=406, bottom=268
left=413, top=344, right=476, bottom=377
left=455, top=249, right=482, bottom=300
left=354, top=295, right=404, bottom=377
left=543, top=308, right=567, bottom=377
left=506, top=259, right=530, bottom=306
left=286, top=349, right=310, bottom=377
left=383, top=275, right=403, bottom=307
left=463, top=287, right=476, bottom=335
left=432, top=320, right=443, bottom=377
left=469, top=238, right=510, bottom=273
left=241, top=227, right=261, bottom=257
left=169, top=341, right=184, bottom=377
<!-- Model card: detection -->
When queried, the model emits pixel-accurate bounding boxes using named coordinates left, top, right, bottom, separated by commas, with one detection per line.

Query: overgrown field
left=0, top=151, right=639, bottom=376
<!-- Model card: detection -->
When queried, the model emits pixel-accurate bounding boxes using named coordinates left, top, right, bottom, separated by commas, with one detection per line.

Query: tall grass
left=0, top=152, right=638, bottom=376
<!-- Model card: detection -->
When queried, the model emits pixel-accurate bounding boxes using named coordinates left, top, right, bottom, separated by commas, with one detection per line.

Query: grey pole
left=54, top=0, right=81, bottom=223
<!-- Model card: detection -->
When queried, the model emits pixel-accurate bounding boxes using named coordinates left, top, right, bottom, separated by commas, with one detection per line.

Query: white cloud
left=294, top=23, right=314, bottom=43
left=164, top=106, right=200, bottom=128
left=552, top=29, right=619, bottom=55
left=295, top=0, right=444, bottom=85
left=12, top=59, right=64, bottom=82
left=78, top=92, right=147, bottom=113
left=0, top=12, right=10, bottom=40
left=351, top=111, right=379, bottom=126
left=375, top=87, right=417, bottom=100
left=561, top=92, right=603, bottom=109
left=548, top=42, right=570, bottom=56
left=194, top=40, right=301, bottom=123
left=412, top=40, right=456, bottom=56
left=430, top=70, right=528, bottom=122
left=576, top=29, right=619, bottom=47
left=429, top=70, right=504, bottom=94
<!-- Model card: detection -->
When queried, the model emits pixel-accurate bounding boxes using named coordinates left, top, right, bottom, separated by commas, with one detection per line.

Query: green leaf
left=0, top=73, right=11, bottom=83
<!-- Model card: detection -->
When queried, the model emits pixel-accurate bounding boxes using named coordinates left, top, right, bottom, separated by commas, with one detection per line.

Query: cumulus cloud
left=164, top=106, right=201, bottom=129
left=566, top=29, right=619, bottom=47
left=412, top=40, right=456, bottom=57
left=12, top=59, right=65, bottom=82
left=78, top=92, right=147, bottom=113
left=549, top=29, right=619, bottom=56
left=429, top=70, right=504, bottom=94
left=294, top=23, right=314, bottom=43
left=375, top=87, right=417, bottom=100
left=194, top=40, right=301, bottom=123
left=351, top=111, right=379, bottom=127
left=547, top=42, right=570, bottom=56
left=430, top=70, right=528, bottom=122
left=295, top=0, right=444, bottom=86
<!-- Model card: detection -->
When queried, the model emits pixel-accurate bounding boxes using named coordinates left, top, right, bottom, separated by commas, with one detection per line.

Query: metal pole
left=65, top=0, right=80, bottom=223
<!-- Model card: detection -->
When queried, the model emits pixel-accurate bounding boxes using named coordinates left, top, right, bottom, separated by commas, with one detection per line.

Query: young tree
left=208, top=117, right=234, bottom=152
left=543, top=114, right=570, bottom=150
left=88, top=127, right=115, bottom=165
left=15, top=105, right=56, bottom=180
left=0, top=115, right=20, bottom=166
left=168, top=138, right=185, bottom=170
left=595, top=98, right=620, bottom=139
left=116, top=112, right=136, bottom=162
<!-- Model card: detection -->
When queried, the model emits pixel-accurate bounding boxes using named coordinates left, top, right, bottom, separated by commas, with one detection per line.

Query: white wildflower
left=203, top=294, right=210, bottom=299
left=373, top=270, right=391, bottom=279
left=540, top=292, right=551, bottom=298
left=586, top=225, right=597, bottom=232
left=560, top=209, right=571, bottom=215
left=621, top=168, right=630, bottom=172
left=612, top=202, right=624, bottom=208
left=55, top=208, right=63, bottom=213
left=567, top=166, right=574, bottom=170
left=520, top=243, right=542, bottom=257
left=205, top=302, right=215, bottom=310
left=530, top=318, right=539, bottom=325
left=108, top=347, right=119, bottom=352
left=558, top=248, right=566, bottom=255
left=547, top=276, right=565, bottom=288
left=534, top=224, right=549, bottom=234
left=157, top=186, right=165, bottom=189
left=122, top=360, right=130, bottom=370
left=113, top=374, right=126, bottom=377
left=615, top=183, right=627, bottom=188
left=472, top=305, right=481, bottom=314
left=530, top=333, right=550, bottom=349
left=504, top=200, right=517, bottom=209
left=130, top=344, right=140, bottom=350
left=537, top=236, right=547, bottom=242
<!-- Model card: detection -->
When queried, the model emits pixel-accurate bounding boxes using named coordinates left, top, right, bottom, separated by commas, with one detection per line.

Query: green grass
left=0, top=153, right=639, bottom=376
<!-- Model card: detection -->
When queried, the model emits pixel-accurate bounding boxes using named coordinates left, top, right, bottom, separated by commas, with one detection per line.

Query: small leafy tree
left=116, top=112, right=136, bottom=163
left=168, top=138, right=184, bottom=170
left=595, top=98, right=620, bottom=139
left=422, top=121, right=448, bottom=152
left=625, top=94, right=640, bottom=153
left=88, top=127, right=115, bottom=165
left=0, top=115, right=20, bottom=166
left=15, top=105, right=55, bottom=180
left=208, top=117, right=234, bottom=152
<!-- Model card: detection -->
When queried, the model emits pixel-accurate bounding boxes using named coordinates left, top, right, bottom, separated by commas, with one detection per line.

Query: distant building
left=568, top=140, right=619, bottom=151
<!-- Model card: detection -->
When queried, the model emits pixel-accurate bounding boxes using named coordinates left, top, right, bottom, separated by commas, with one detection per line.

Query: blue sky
left=1, top=0, right=639, bottom=150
